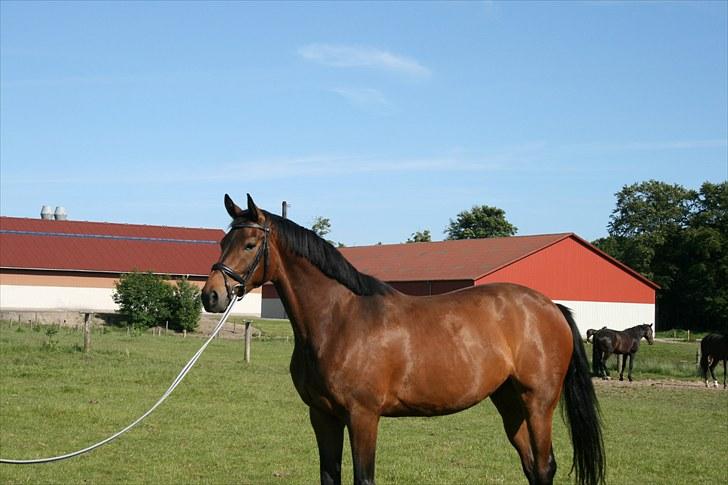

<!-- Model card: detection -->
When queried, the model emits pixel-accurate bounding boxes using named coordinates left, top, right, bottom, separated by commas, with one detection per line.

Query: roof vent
left=41, top=205, right=53, bottom=220
left=54, top=206, right=68, bottom=221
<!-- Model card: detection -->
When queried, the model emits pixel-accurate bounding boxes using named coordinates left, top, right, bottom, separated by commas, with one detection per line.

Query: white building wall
left=0, top=284, right=262, bottom=317
left=262, top=298, right=287, bottom=320
left=554, top=300, right=655, bottom=337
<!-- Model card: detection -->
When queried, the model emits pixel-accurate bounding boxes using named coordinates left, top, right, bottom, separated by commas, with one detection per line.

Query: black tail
left=591, top=339, right=600, bottom=376
left=698, top=348, right=709, bottom=381
left=557, top=304, right=606, bottom=485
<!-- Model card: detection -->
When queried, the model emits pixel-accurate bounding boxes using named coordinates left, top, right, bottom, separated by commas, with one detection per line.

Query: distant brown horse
left=201, top=195, right=605, bottom=485
left=699, top=333, right=728, bottom=388
left=592, top=325, right=654, bottom=381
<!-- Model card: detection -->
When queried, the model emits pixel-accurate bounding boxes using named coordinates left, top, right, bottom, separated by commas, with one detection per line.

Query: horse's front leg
left=347, top=408, right=380, bottom=485
left=310, top=406, right=345, bottom=485
left=627, top=353, right=635, bottom=382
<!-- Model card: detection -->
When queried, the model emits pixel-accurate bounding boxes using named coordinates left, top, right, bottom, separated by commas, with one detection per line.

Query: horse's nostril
left=202, top=289, right=219, bottom=311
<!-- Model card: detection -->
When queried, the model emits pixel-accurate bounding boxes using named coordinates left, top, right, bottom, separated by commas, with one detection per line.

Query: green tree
left=311, top=216, right=346, bottom=247
left=445, top=205, right=517, bottom=240
left=603, top=180, right=696, bottom=280
left=171, top=278, right=202, bottom=332
left=594, top=180, right=727, bottom=332
left=113, top=271, right=173, bottom=329
left=311, top=216, right=331, bottom=238
left=407, top=229, right=431, bottom=243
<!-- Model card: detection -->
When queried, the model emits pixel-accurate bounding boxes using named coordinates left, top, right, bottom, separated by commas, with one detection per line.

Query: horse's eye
left=245, top=243, right=256, bottom=251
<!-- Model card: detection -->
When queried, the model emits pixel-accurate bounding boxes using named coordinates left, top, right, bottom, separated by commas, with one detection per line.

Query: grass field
left=1, top=321, right=726, bottom=484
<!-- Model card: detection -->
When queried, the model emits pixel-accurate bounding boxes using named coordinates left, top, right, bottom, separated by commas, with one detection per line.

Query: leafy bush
left=113, top=271, right=173, bottom=330
left=170, top=277, right=202, bottom=332
left=113, top=271, right=202, bottom=333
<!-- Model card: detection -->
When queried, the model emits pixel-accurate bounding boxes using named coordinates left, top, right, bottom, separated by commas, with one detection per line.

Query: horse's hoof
left=619, top=377, right=624, bottom=381
left=628, top=377, right=633, bottom=382
left=714, top=381, right=720, bottom=388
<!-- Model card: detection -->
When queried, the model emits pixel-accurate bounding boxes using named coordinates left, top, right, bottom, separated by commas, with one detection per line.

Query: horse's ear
left=246, top=193, right=263, bottom=223
left=224, top=194, right=244, bottom=219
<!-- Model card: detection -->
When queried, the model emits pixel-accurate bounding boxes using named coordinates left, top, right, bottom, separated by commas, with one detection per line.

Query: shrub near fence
left=113, top=272, right=201, bottom=332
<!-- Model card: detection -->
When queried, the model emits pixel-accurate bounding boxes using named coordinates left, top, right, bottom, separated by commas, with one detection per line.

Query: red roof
left=340, top=233, right=659, bottom=289
left=338, top=234, right=567, bottom=282
left=0, top=217, right=224, bottom=276
left=1, top=216, right=658, bottom=291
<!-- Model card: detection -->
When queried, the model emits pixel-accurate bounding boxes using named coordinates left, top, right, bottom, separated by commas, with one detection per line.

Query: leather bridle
left=211, top=221, right=270, bottom=301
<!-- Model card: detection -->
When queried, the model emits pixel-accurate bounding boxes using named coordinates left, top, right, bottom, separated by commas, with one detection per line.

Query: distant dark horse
left=699, top=333, right=728, bottom=388
left=592, top=324, right=654, bottom=381
left=201, top=195, right=605, bottom=485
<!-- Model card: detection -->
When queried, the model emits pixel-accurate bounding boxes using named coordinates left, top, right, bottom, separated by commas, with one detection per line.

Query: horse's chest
left=289, top=344, right=337, bottom=411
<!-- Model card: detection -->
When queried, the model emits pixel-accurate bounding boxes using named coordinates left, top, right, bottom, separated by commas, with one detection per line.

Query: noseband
left=211, top=221, right=270, bottom=301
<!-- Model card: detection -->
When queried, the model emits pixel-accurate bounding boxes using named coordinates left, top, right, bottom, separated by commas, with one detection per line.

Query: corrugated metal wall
left=476, top=237, right=655, bottom=304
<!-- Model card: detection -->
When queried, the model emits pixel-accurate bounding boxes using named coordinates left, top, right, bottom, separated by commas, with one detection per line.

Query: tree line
left=592, top=180, right=726, bottom=333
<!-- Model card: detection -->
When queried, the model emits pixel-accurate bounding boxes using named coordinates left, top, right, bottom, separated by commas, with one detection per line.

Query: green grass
left=1, top=322, right=726, bottom=484
left=226, top=317, right=294, bottom=339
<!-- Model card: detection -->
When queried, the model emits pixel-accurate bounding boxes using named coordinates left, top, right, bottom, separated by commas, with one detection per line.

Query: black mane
left=257, top=211, right=393, bottom=296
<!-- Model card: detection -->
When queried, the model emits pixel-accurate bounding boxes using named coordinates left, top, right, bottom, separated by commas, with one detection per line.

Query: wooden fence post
left=244, top=321, right=252, bottom=363
left=83, top=312, right=93, bottom=353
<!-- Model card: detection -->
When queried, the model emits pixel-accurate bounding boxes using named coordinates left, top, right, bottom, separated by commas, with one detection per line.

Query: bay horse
left=698, top=333, right=728, bottom=388
left=201, top=194, right=605, bottom=485
left=591, top=325, right=654, bottom=381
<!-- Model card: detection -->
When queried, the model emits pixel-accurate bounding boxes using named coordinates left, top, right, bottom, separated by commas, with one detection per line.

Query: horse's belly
left=383, top=366, right=506, bottom=417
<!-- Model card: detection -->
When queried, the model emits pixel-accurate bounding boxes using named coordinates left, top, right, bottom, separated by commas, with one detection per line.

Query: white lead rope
left=0, top=297, right=239, bottom=465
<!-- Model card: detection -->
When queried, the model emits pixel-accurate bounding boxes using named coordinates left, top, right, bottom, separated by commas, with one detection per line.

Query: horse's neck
left=272, top=252, right=354, bottom=345
left=626, top=327, right=644, bottom=340
left=622, top=327, right=646, bottom=348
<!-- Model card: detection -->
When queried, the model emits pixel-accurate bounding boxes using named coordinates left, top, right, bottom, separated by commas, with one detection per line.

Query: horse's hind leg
left=491, top=379, right=536, bottom=483
left=522, top=389, right=559, bottom=485
left=709, top=357, right=719, bottom=388
left=492, top=379, right=558, bottom=485
left=601, top=352, right=612, bottom=379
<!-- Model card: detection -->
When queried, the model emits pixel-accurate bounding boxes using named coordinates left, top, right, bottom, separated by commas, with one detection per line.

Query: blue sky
left=1, top=1, right=726, bottom=245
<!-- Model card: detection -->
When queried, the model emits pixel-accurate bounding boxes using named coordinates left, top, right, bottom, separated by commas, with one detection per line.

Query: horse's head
left=201, top=194, right=271, bottom=313
left=643, top=323, right=655, bottom=345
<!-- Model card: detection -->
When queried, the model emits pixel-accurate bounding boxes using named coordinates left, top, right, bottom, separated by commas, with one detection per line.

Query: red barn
left=0, top=216, right=262, bottom=318
left=262, top=233, right=658, bottom=336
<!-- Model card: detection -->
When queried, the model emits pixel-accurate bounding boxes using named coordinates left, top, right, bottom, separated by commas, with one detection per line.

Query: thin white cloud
left=331, top=87, right=391, bottom=112
left=298, top=43, right=430, bottom=77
